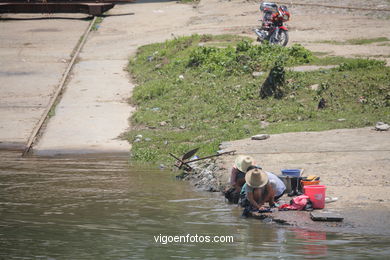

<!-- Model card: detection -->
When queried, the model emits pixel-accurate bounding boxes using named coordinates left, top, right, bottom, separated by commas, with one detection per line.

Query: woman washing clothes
left=224, top=155, right=255, bottom=204
left=230, top=155, right=256, bottom=192
left=240, top=166, right=286, bottom=213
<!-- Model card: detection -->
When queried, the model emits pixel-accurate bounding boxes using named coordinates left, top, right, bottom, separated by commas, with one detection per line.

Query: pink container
left=304, top=185, right=326, bottom=209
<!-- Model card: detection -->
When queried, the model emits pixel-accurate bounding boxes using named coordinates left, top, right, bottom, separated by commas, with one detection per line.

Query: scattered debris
left=251, top=134, right=270, bottom=140
left=325, top=197, right=338, bottom=203
left=337, top=118, right=346, bottom=122
left=357, top=96, right=367, bottom=104
left=178, top=74, right=185, bottom=80
left=260, top=121, right=270, bottom=129
left=252, top=71, right=264, bottom=77
left=309, top=84, right=319, bottom=91
left=375, top=122, right=390, bottom=131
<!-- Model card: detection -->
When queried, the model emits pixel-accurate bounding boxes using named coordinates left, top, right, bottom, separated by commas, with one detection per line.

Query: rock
left=252, top=71, right=264, bottom=77
left=151, top=107, right=160, bottom=112
left=135, top=134, right=143, bottom=139
left=179, top=125, right=186, bottom=129
left=159, top=121, right=167, bottom=126
left=375, top=122, right=390, bottom=131
left=337, top=118, right=346, bottom=122
left=144, top=138, right=152, bottom=142
left=134, top=138, right=141, bottom=143
left=309, top=84, right=319, bottom=91
left=163, top=140, right=168, bottom=145
left=147, top=56, right=154, bottom=62
left=178, top=75, right=184, bottom=80
left=251, top=134, right=270, bottom=140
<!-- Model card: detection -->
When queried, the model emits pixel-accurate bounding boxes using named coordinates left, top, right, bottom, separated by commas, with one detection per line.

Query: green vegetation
left=126, top=34, right=390, bottom=163
left=317, top=37, right=390, bottom=45
left=91, top=16, right=103, bottom=31
left=346, top=37, right=389, bottom=45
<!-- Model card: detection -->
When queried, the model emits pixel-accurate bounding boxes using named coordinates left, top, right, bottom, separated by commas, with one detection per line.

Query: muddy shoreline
left=182, top=127, right=390, bottom=236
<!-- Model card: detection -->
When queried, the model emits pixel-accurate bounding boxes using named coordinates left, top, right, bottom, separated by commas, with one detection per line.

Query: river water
left=1, top=151, right=389, bottom=259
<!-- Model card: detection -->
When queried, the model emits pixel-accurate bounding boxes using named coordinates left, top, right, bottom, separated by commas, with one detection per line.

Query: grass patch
left=346, top=37, right=389, bottom=45
left=126, top=34, right=390, bottom=163
left=317, top=37, right=390, bottom=45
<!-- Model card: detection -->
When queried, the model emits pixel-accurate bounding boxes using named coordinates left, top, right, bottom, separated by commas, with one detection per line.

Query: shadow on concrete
left=130, top=0, right=178, bottom=3
left=0, top=15, right=93, bottom=21
left=0, top=12, right=135, bottom=20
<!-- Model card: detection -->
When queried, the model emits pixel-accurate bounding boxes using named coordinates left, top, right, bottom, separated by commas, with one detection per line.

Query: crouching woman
left=240, top=167, right=285, bottom=212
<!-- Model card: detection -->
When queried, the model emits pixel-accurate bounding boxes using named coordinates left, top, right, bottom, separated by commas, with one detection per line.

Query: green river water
left=1, top=151, right=389, bottom=259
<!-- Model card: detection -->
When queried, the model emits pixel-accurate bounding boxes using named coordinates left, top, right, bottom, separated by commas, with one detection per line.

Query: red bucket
left=304, top=185, right=326, bottom=209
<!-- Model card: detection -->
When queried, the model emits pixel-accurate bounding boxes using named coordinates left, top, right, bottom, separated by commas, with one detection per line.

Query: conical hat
left=245, top=168, right=269, bottom=188
left=235, top=155, right=254, bottom=172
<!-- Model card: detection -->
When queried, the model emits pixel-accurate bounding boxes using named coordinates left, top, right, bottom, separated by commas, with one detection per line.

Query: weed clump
left=188, top=39, right=312, bottom=76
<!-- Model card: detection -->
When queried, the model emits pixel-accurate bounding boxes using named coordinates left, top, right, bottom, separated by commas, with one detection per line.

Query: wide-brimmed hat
left=235, top=155, right=254, bottom=173
left=245, top=168, right=269, bottom=188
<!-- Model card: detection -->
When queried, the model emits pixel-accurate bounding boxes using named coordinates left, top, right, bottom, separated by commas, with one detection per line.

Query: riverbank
left=126, top=34, right=389, bottom=163
left=1, top=0, right=389, bottom=237
left=183, top=127, right=390, bottom=235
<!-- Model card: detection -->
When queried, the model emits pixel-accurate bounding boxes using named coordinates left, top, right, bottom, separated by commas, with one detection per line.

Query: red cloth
left=279, top=195, right=310, bottom=210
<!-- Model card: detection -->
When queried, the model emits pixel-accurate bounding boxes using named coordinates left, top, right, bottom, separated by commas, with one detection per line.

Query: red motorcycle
left=254, top=2, right=290, bottom=46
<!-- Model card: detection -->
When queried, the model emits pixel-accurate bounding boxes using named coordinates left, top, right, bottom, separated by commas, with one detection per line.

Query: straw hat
left=245, top=168, right=269, bottom=188
left=235, top=155, right=254, bottom=173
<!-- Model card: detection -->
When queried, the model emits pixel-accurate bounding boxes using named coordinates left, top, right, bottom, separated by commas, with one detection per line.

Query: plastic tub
left=281, top=169, right=301, bottom=177
left=304, top=185, right=326, bottom=209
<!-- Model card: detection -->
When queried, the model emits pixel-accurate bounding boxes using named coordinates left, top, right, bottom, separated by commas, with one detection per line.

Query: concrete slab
left=0, top=14, right=90, bottom=150
left=34, top=1, right=195, bottom=155
left=34, top=60, right=134, bottom=155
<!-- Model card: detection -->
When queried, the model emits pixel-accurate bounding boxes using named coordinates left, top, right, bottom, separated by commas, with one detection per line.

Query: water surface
left=1, top=151, right=389, bottom=259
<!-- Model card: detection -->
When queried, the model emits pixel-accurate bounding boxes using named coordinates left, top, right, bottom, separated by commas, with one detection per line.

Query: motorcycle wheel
left=271, top=30, right=289, bottom=46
